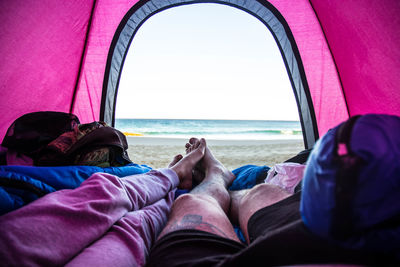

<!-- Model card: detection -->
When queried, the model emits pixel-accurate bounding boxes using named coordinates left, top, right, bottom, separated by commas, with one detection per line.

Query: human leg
left=180, top=138, right=293, bottom=243
left=66, top=152, right=203, bottom=267
left=158, top=138, right=240, bottom=242
left=66, top=194, right=175, bottom=267
left=0, top=141, right=206, bottom=266
left=230, top=183, right=292, bottom=243
left=147, top=140, right=298, bottom=266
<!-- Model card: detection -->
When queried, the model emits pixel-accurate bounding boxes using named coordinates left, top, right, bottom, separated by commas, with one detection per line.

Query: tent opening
left=114, top=3, right=304, bottom=169
left=100, top=0, right=318, bottom=149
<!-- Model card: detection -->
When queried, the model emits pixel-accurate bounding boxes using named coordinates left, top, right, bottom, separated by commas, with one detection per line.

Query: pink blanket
left=0, top=169, right=178, bottom=266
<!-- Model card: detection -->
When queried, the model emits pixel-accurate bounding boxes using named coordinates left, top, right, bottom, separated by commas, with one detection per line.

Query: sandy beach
left=126, top=136, right=305, bottom=170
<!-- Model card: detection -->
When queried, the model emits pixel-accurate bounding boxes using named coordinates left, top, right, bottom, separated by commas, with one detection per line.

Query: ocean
left=115, top=119, right=302, bottom=140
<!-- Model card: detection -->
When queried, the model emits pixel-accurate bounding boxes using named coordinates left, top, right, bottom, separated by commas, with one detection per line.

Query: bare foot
left=185, top=138, right=206, bottom=185
left=169, top=138, right=206, bottom=189
left=188, top=138, right=235, bottom=188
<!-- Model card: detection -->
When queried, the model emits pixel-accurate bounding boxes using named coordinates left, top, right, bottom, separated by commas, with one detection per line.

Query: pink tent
left=1, top=0, right=399, bottom=149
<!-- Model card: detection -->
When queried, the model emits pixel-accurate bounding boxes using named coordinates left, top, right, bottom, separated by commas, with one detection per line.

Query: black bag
left=2, top=111, right=132, bottom=167
left=2, top=111, right=80, bottom=157
left=36, top=121, right=132, bottom=167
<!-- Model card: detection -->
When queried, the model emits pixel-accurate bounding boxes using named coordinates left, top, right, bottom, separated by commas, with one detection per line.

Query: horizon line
left=115, top=117, right=301, bottom=122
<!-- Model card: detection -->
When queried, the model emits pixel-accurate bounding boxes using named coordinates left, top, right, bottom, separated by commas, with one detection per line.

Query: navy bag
left=300, top=114, right=400, bottom=257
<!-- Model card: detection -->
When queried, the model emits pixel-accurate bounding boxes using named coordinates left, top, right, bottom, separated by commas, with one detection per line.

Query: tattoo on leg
left=169, top=214, right=229, bottom=237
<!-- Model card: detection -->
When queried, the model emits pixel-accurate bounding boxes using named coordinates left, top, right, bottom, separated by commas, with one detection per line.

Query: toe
left=189, top=137, right=199, bottom=145
left=168, top=154, right=183, bottom=168
left=185, top=143, right=192, bottom=154
left=192, top=139, right=200, bottom=149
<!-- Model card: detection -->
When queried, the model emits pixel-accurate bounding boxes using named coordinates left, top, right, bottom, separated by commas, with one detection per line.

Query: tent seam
left=69, top=0, right=98, bottom=115
left=308, top=0, right=350, bottom=118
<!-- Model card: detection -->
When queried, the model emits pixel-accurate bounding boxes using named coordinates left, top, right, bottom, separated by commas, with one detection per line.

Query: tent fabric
left=310, top=0, right=400, bottom=117
left=0, top=0, right=94, bottom=142
left=268, top=0, right=348, bottom=136
left=0, top=0, right=399, bottom=147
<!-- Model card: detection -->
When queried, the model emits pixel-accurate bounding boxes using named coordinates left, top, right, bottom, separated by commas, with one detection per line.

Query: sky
left=116, top=3, right=300, bottom=121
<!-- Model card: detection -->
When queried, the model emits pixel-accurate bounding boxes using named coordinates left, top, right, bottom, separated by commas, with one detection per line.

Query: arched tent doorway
left=100, top=0, right=319, bottom=149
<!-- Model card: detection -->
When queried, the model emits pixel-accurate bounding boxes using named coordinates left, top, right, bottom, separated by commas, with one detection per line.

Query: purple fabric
left=72, top=0, right=138, bottom=123
left=2, top=147, right=34, bottom=166
left=0, top=147, right=28, bottom=166
left=0, top=0, right=94, bottom=142
left=67, top=196, right=174, bottom=266
left=0, top=168, right=178, bottom=266
left=311, top=0, right=400, bottom=118
left=301, top=114, right=400, bottom=254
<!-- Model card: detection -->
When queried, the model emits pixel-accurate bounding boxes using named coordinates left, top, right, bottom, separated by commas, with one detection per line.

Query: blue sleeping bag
left=0, top=163, right=152, bottom=215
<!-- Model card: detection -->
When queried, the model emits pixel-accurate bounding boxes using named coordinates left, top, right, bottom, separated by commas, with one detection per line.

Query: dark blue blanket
left=230, top=165, right=270, bottom=190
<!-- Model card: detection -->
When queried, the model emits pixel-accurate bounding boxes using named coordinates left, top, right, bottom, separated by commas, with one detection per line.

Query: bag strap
left=331, top=115, right=364, bottom=240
